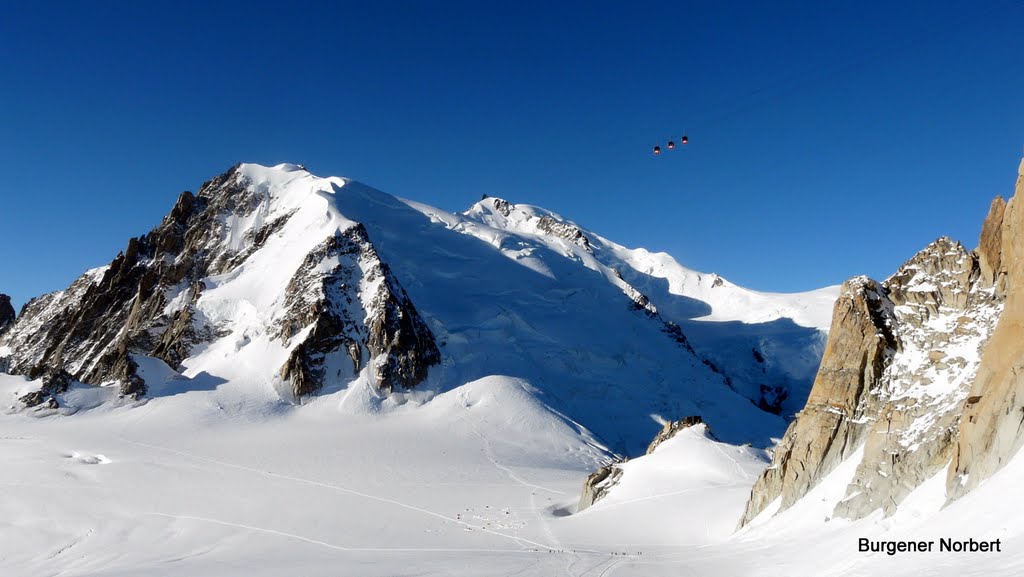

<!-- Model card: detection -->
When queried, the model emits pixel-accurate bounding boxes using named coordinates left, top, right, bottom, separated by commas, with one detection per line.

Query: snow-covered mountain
left=5, top=160, right=1024, bottom=577
left=0, top=163, right=835, bottom=453
left=552, top=158, right=1024, bottom=576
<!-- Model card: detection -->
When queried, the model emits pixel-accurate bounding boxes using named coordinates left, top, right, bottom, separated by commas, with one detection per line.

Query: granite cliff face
left=949, top=160, right=1024, bottom=498
left=0, top=164, right=439, bottom=403
left=740, top=276, right=900, bottom=523
left=740, top=161, right=1023, bottom=527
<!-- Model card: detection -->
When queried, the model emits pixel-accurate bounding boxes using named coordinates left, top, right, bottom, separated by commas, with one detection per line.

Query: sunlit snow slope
left=2, top=163, right=836, bottom=452
left=412, top=194, right=837, bottom=418
left=6, top=367, right=1021, bottom=577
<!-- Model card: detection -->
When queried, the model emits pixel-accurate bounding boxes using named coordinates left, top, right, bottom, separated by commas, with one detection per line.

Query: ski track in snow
left=602, top=558, right=628, bottom=577
left=144, top=513, right=555, bottom=554
left=114, top=435, right=587, bottom=555
left=576, top=555, right=617, bottom=577
left=145, top=512, right=354, bottom=552
left=44, top=529, right=93, bottom=562
left=709, top=441, right=757, bottom=481
left=113, top=434, right=633, bottom=575
left=458, top=412, right=567, bottom=496
left=454, top=408, right=582, bottom=572
left=583, top=485, right=729, bottom=514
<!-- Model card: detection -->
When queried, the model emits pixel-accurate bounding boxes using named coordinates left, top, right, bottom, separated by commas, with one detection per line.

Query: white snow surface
left=0, top=163, right=872, bottom=575
left=4, top=370, right=1023, bottom=576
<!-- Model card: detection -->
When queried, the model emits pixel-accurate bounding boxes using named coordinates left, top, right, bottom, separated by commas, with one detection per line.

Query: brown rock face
left=740, top=160, right=1021, bottom=528
left=646, top=416, right=707, bottom=454
left=978, top=196, right=1007, bottom=291
left=739, top=277, right=897, bottom=525
left=949, top=159, right=1024, bottom=499
left=577, top=465, right=624, bottom=512
left=834, top=239, right=998, bottom=518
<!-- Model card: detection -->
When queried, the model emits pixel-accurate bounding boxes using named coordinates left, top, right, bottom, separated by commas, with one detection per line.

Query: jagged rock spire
left=0, top=294, right=14, bottom=334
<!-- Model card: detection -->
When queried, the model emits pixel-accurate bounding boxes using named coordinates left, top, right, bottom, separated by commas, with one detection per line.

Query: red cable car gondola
left=681, top=134, right=689, bottom=144
left=667, top=140, right=675, bottom=149
left=653, top=145, right=661, bottom=155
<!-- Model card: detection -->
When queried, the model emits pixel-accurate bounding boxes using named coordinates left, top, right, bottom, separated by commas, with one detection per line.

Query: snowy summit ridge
left=1, top=163, right=836, bottom=452
left=1, top=163, right=440, bottom=404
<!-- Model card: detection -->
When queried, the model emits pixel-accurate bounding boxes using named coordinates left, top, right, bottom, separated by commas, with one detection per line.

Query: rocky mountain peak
left=740, top=161, right=1021, bottom=527
left=464, top=197, right=593, bottom=251
left=0, top=294, right=14, bottom=335
left=0, top=164, right=439, bottom=404
left=0, top=161, right=834, bottom=458
left=948, top=157, right=1024, bottom=499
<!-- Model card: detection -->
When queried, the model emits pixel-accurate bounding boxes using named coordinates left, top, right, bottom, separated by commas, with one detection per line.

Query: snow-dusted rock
left=740, top=164, right=1022, bottom=527
left=645, top=415, right=708, bottom=454
left=17, top=367, right=72, bottom=408
left=276, top=224, right=439, bottom=398
left=578, top=416, right=708, bottom=512
left=577, top=464, right=624, bottom=511
left=0, top=164, right=440, bottom=402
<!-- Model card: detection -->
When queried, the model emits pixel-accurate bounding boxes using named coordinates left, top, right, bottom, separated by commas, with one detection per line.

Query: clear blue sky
left=2, top=1, right=1022, bottom=309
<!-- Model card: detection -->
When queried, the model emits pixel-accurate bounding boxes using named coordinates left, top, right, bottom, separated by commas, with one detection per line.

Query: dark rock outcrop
left=646, top=415, right=707, bottom=454
left=0, top=294, right=14, bottom=335
left=19, top=367, right=72, bottom=407
left=578, top=416, right=708, bottom=512
left=0, top=164, right=439, bottom=405
left=277, top=225, right=439, bottom=398
left=536, top=216, right=592, bottom=251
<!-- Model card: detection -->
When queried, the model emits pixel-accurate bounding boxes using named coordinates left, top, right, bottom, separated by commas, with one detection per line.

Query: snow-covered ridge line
left=454, top=196, right=838, bottom=329
left=1, top=162, right=837, bottom=455
left=410, top=193, right=837, bottom=417
left=0, top=163, right=441, bottom=405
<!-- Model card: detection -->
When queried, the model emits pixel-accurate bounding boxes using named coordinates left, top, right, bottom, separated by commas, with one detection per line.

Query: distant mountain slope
left=0, top=163, right=836, bottom=453
left=413, top=195, right=837, bottom=417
